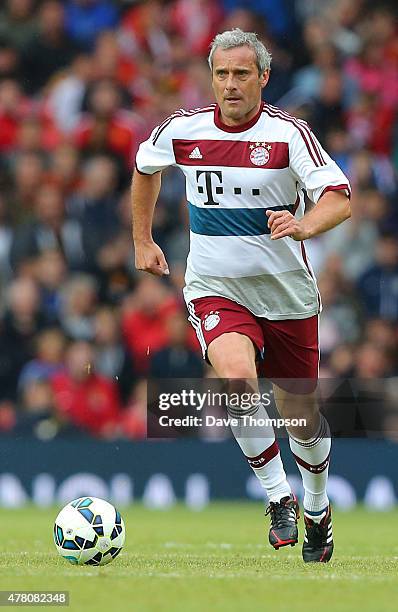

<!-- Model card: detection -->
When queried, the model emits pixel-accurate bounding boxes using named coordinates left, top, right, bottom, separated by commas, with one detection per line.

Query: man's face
left=211, top=45, right=269, bottom=125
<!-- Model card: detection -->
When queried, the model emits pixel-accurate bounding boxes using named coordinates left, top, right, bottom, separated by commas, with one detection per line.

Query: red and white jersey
left=135, top=102, right=350, bottom=319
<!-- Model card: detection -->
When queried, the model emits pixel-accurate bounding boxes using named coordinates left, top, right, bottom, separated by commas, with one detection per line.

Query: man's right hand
left=134, top=240, right=170, bottom=276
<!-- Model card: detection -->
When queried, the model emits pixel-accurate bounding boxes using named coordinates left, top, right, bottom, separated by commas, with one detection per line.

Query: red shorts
left=188, top=296, right=319, bottom=392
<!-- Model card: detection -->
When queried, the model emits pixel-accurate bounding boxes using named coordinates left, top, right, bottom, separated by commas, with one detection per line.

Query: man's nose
left=225, top=73, right=237, bottom=90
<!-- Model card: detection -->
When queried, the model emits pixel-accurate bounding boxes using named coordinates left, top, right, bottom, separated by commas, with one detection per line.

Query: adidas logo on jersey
left=189, top=146, right=203, bottom=159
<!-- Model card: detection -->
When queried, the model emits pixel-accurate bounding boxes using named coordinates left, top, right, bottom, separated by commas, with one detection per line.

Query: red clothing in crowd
left=122, top=297, right=180, bottom=374
left=169, top=0, right=223, bottom=55
left=122, top=297, right=201, bottom=374
left=120, top=402, right=147, bottom=439
left=74, top=111, right=140, bottom=168
left=0, top=111, right=19, bottom=152
left=51, top=371, right=122, bottom=436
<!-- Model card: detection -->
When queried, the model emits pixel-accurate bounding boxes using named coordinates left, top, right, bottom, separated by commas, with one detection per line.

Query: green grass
left=0, top=504, right=397, bottom=611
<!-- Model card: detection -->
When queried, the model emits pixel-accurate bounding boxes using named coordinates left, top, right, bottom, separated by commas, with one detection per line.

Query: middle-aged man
left=132, top=29, right=351, bottom=563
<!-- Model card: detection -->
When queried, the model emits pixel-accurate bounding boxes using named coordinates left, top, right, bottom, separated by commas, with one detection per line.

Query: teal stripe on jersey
left=188, top=202, right=295, bottom=236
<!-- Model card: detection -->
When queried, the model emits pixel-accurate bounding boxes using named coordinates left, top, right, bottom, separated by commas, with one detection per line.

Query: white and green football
left=53, top=497, right=125, bottom=566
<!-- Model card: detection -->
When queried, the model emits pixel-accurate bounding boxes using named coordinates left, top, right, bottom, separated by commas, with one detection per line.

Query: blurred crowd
left=0, top=0, right=397, bottom=439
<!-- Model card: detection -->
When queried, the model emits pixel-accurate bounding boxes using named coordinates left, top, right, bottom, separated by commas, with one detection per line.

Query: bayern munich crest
left=203, top=311, right=220, bottom=331
left=249, top=142, right=272, bottom=166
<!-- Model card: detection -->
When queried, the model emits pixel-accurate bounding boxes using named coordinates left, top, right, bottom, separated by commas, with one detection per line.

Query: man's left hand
left=266, top=209, right=308, bottom=241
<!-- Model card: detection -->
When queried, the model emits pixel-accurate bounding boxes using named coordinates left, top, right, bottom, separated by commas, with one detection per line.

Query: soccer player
left=132, top=29, right=351, bottom=563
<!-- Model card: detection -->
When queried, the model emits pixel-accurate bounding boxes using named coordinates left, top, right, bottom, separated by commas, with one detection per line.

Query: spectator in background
left=344, top=27, right=398, bottom=110
left=169, top=0, right=224, bottom=56
left=324, top=126, right=351, bottom=174
left=3, top=275, right=50, bottom=340
left=94, top=305, right=136, bottom=403
left=96, top=231, right=135, bottom=305
left=91, top=187, right=135, bottom=304
left=321, top=189, right=389, bottom=281
left=16, top=110, right=62, bottom=154
left=364, top=319, right=397, bottom=355
left=292, top=42, right=340, bottom=101
left=357, top=233, right=398, bottom=322
left=120, top=0, right=172, bottom=63
left=346, top=92, right=396, bottom=156
left=51, top=340, right=122, bottom=437
left=311, top=69, right=345, bottom=143
left=0, top=0, right=37, bottom=51
left=16, top=116, right=47, bottom=155
left=122, top=275, right=180, bottom=374
left=353, top=342, right=393, bottom=378
left=15, top=327, right=67, bottom=440
left=9, top=152, right=45, bottom=221
left=348, top=149, right=397, bottom=197
left=149, top=311, right=204, bottom=379
left=64, top=0, right=119, bottom=51
left=0, top=277, right=51, bottom=399
left=47, top=143, right=82, bottom=197
left=318, top=266, right=362, bottom=360
left=296, top=2, right=361, bottom=58
left=0, top=79, right=28, bottom=155
left=221, top=0, right=293, bottom=42
left=93, top=30, right=137, bottom=89
left=47, top=53, right=94, bottom=134
left=59, top=273, right=97, bottom=341
left=35, top=249, right=67, bottom=323
left=15, top=378, right=56, bottom=438
left=0, top=37, right=21, bottom=81
left=326, top=344, right=355, bottom=378
left=74, top=78, right=141, bottom=170
left=121, top=378, right=147, bottom=439
left=69, top=155, right=120, bottom=269
left=21, top=0, right=81, bottom=95
left=18, top=327, right=66, bottom=391
left=179, top=57, right=215, bottom=109
left=10, top=183, right=85, bottom=272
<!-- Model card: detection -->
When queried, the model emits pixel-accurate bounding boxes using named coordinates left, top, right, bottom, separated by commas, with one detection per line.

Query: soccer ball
left=53, top=497, right=125, bottom=566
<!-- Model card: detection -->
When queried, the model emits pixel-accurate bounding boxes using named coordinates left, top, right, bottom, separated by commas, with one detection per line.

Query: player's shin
left=288, top=414, right=331, bottom=519
left=228, top=401, right=291, bottom=503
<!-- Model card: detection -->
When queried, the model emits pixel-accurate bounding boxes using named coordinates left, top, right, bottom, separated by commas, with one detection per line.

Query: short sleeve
left=135, top=123, right=175, bottom=175
left=289, top=122, right=351, bottom=203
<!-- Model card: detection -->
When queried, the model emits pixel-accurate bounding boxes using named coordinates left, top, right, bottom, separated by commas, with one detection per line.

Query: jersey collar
left=214, top=101, right=264, bottom=132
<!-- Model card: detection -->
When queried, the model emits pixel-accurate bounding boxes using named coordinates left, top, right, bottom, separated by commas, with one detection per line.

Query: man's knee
left=274, top=388, right=319, bottom=420
left=208, top=332, right=257, bottom=380
left=218, top=360, right=255, bottom=379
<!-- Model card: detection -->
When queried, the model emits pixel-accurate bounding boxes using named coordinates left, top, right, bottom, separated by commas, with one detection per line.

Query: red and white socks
left=228, top=402, right=291, bottom=503
left=288, top=414, right=331, bottom=522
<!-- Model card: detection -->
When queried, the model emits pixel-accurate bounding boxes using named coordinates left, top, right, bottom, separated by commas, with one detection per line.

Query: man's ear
left=260, top=69, right=270, bottom=89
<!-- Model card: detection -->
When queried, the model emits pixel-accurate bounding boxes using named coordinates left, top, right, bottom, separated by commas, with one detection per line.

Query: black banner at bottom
left=146, top=378, right=398, bottom=439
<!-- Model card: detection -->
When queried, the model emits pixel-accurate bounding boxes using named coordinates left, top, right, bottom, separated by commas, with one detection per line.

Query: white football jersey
left=135, top=102, right=350, bottom=319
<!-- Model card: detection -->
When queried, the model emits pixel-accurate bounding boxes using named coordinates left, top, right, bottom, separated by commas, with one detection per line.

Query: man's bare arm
left=131, top=170, right=170, bottom=276
left=266, top=190, right=351, bottom=241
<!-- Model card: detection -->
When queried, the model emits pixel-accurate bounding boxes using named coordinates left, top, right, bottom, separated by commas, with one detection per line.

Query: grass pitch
left=0, top=504, right=397, bottom=612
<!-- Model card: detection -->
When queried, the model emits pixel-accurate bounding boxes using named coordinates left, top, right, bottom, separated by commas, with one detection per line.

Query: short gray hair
left=208, top=28, right=272, bottom=75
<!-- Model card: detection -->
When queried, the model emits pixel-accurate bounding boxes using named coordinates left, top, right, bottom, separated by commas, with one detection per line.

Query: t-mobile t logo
left=196, top=170, right=223, bottom=205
